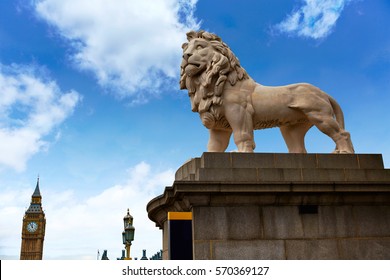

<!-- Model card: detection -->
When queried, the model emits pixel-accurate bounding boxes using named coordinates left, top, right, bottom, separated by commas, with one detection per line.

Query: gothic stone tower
left=20, top=178, right=46, bottom=260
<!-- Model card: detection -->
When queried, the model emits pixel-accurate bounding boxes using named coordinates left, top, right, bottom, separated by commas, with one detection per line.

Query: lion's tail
left=328, top=95, right=345, bottom=130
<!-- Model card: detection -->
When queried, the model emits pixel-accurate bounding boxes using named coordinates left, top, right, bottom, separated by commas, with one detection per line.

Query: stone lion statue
left=180, top=30, right=354, bottom=153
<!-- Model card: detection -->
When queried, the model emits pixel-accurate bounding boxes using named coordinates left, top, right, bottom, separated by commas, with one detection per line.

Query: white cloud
left=0, top=64, right=81, bottom=171
left=275, top=0, right=353, bottom=39
left=33, top=0, right=199, bottom=103
left=0, top=162, right=175, bottom=260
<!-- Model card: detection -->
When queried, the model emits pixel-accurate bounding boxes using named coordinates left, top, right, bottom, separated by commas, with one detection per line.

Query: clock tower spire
left=20, top=177, right=46, bottom=260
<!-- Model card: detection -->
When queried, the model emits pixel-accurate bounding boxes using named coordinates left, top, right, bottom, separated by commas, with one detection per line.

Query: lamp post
left=122, top=209, right=135, bottom=260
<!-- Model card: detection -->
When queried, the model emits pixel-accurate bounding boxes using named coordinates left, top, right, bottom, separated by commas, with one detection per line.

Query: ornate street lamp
left=122, top=209, right=135, bottom=260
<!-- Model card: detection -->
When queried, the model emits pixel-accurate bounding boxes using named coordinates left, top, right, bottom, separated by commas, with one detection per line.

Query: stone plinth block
left=147, top=153, right=390, bottom=260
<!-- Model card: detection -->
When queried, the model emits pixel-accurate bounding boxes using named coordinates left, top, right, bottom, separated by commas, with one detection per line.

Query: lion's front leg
left=234, top=130, right=255, bottom=152
left=224, top=104, right=255, bottom=152
left=207, top=129, right=232, bottom=152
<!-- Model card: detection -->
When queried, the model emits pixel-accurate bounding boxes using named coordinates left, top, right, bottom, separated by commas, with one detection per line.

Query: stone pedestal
left=147, top=153, right=390, bottom=259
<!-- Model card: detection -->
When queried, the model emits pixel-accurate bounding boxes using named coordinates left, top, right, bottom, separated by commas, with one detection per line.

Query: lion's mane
left=180, top=31, right=249, bottom=128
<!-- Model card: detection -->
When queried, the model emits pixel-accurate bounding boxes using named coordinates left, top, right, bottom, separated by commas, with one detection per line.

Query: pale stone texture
left=180, top=31, right=354, bottom=154
left=262, top=206, right=304, bottom=239
left=147, top=153, right=390, bottom=259
left=285, top=240, right=339, bottom=259
left=338, top=239, right=390, bottom=259
left=193, top=206, right=263, bottom=240
left=213, top=240, right=285, bottom=260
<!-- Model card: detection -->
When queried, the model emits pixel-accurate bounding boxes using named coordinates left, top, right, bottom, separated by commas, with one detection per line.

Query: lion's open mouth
left=184, top=63, right=203, bottom=76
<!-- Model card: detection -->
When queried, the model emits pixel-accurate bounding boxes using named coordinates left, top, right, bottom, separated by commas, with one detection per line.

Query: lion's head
left=180, top=30, right=249, bottom=114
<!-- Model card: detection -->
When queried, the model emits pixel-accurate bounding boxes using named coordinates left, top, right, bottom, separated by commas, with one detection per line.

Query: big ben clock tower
left=20, top=177, right=46, bottom=260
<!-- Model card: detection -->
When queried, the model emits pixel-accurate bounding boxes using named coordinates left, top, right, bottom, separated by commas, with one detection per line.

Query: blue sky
left=1, top=0, right=389, bottom=260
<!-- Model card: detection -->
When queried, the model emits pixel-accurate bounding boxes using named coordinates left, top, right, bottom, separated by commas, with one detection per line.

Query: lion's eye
left=196, top=45, right=203, bottom=50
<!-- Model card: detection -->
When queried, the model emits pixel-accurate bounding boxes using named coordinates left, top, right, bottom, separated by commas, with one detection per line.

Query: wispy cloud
left=0, top=63, right=81, bottom=171
left=33, top=0, right=199, bottom=104
left=274, top=0, right=353, bottom=39
left=0, top=162, right=174, bottom=260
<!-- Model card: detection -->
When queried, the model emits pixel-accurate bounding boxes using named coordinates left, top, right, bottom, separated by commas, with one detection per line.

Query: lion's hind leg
left=280, top=122, right=312, bottom=153
left=331, top=130, right=354, bottom=154
left=305, top=111, right=354, bottom=154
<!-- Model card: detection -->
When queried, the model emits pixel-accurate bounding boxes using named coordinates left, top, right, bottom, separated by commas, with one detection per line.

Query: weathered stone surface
left=316, top=154, right=359, bottom=169
left=301, top=168, right=345, bottom=181
left=192, top=207, right=228, bottom=240
left=193, top=206, right=263, bottom=240
left=201, top=153, right=231, bottom=169
left=338, top=239, right=390, bottom=259
left=300, top=212, right=320, bottom=238
left=225, top=206, right=263, bottom=240
left=231, top=153, right=275, bottom=168
left=175, top=153, right=390, bottom=183
left=209, top=193, right=281, bottom=206
left=162, top=221, right=169, bottom=260
left=197, top=168, right=258, bottom=182
left=175, top=157, right=201, bottom=181
left=213, top=240, right=285, bottom=260
left=262, top=206, right=304, bottom=239
left=147, top=153, right=390, bottom=260
left=353, top=206, right=390, bottom=237
left=285, top=240, right=340, bottom=259
left=357, top=154, right=384, bottom=169
left=318, top=206, right=356, bottom=238
left=193, top=240, right=212, bottom=260
left=274, top=153, right=317, bottom=168
left=345, top=169, right=390, bottom=182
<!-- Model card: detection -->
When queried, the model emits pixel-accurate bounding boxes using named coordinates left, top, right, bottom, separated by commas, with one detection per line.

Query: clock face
left=27, top=221, right=38, bottom=233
